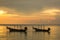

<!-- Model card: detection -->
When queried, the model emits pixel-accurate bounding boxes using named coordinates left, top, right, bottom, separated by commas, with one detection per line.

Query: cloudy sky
left=0, top=0, right=60, bottom=24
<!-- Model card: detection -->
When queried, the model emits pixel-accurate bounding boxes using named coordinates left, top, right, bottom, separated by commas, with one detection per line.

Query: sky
left=0, top=0, right=60, bottom=24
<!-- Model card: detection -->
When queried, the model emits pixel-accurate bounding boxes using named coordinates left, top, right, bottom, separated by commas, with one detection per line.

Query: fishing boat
left=33, top=27, right=50, bottom=32
left=7, top=27, right=27, bottom=32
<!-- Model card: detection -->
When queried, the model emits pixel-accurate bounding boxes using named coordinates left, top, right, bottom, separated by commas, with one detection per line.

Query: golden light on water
left=0, top=26, right=7, bottom=32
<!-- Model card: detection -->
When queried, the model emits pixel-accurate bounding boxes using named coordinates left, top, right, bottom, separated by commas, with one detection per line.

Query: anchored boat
left=33, top=27, right=50, bottom=32
left=7, top=27, right=27, bottom=32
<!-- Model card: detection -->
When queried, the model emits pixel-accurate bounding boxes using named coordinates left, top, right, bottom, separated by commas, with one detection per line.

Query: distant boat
left=7, top=27, right=27, bottom=32
left=33, top=27, right=50, bottom=32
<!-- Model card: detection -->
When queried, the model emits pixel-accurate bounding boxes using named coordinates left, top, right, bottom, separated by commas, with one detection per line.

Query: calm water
left=0, top=25, right=60, bottom=40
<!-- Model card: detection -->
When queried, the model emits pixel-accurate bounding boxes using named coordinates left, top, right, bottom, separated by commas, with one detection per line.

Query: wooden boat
left=7, top=27, right=27, bottom=32
left=33, top=27, right=50, bottom=32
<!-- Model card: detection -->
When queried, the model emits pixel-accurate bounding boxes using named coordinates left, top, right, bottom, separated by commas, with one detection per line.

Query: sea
left=0, top=24, right=60, bottom=40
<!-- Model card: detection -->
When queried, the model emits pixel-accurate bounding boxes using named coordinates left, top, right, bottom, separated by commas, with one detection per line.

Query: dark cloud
left=0, top=0, right=60, bottom=14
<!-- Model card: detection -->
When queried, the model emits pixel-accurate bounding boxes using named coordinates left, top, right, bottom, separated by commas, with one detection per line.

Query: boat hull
left=7, top=27, right=27, bottom=32
left=33, top=27, right=50, bottom=32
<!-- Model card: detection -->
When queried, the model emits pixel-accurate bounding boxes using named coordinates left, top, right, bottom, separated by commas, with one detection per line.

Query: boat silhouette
left=33, top=27, right=50, bottom=32
left=7, top=27, right=27, bottom=32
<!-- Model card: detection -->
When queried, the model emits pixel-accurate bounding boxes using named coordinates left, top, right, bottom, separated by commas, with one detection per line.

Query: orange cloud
left=0, top=7, right=60, bottom=24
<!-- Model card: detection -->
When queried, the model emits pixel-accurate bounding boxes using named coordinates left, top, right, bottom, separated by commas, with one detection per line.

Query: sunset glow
left=0, top=10, right=7, bottom=15
left=0, top=0, right=60, bottom=40
left=0, top=0, right=60, bottom=24
left=0, top=8, right=60, bottom=24
left=41, top=9, right=60, bottom=16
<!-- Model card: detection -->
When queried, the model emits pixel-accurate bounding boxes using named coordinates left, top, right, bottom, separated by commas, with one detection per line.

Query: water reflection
left=0, top=31, right=50, bottom=40
left=7, top=32, right=27, bottom=40
left=0, top=32, right=8, bottom=40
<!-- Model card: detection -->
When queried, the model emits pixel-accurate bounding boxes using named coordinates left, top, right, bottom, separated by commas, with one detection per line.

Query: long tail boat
left=7, top=27, right=27, bottom=32
left=33, top=27, right=50, bottom=32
